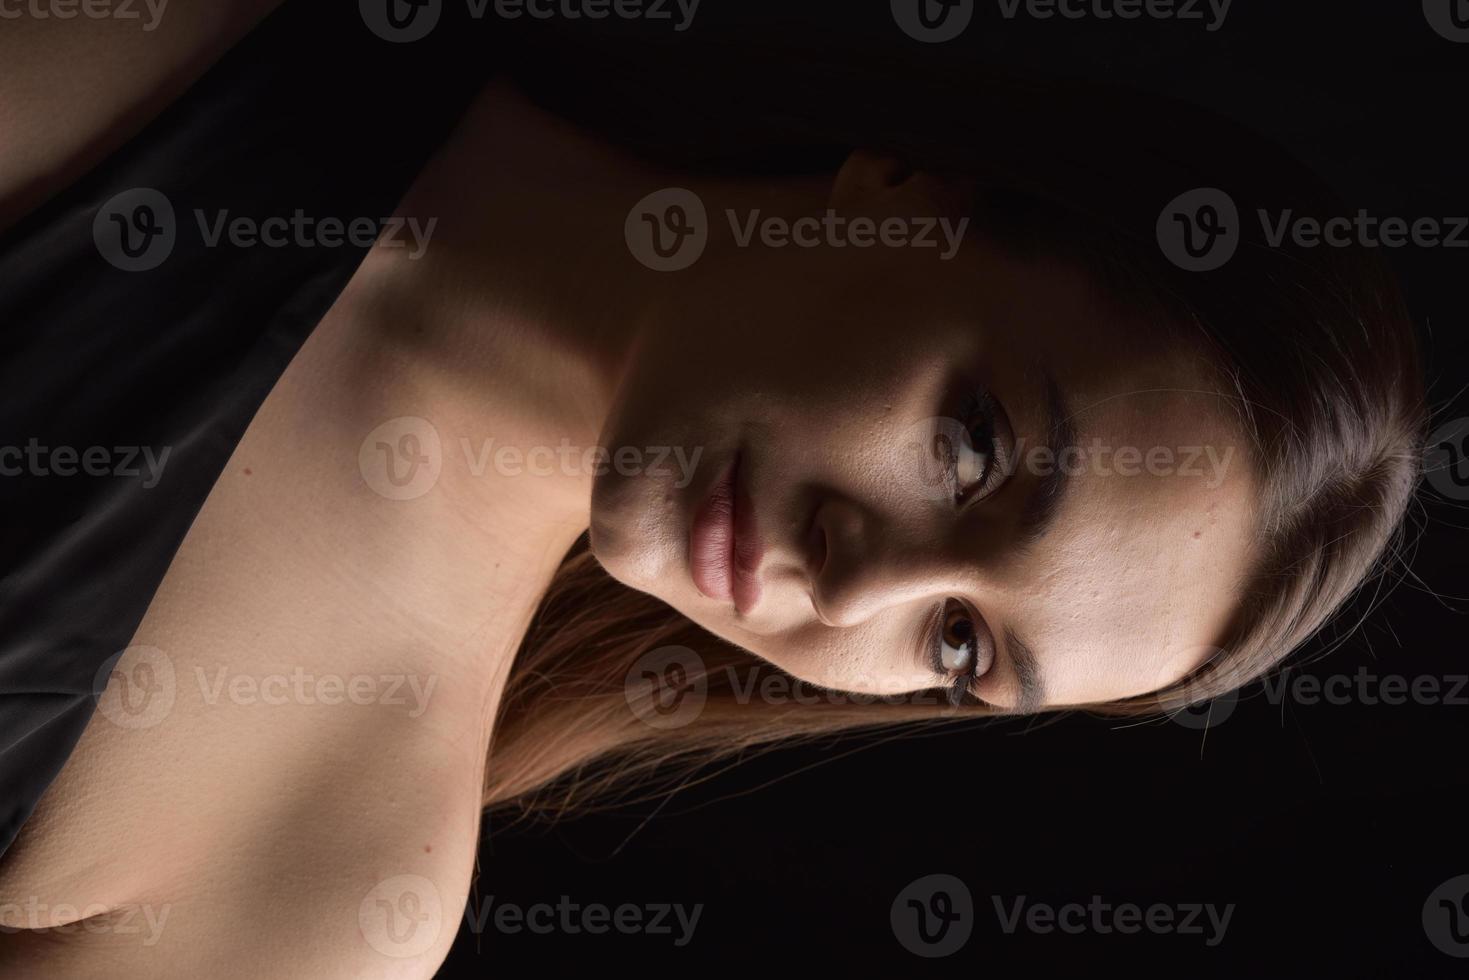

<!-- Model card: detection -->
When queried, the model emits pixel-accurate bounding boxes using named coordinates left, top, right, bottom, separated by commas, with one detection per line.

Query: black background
left=437, top=1, right=1469, bottom=975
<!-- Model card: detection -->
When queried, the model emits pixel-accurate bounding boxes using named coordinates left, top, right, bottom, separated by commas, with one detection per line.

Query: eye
left=933, top=386, right=1015, bottom=506
left=929, top=598, right=996, bottom=706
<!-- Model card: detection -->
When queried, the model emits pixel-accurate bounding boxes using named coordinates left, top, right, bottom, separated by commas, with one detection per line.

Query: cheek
left=621, top=254, right=979, bottom=432
left=739, top=620, right=934, bottom=696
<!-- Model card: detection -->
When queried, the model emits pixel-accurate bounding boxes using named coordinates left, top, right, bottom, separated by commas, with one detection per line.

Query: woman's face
left=590, top=165, right=1259, bottom=713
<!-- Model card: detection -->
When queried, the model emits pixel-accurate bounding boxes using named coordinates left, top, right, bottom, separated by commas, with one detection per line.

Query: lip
left=688, top=451, right=763, bottom=615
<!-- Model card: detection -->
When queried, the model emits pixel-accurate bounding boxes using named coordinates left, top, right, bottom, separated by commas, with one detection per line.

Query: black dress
left=0, top=2, right=492, bottom=857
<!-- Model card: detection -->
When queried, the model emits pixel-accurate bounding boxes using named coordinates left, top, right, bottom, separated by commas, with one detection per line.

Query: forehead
left=1009, top=400, right=1257, bottom=704
left=962, top=247, right=1262, bottom=705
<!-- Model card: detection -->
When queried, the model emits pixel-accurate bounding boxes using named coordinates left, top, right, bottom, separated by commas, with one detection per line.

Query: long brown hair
left=478, top=55, right=1427, bottom=816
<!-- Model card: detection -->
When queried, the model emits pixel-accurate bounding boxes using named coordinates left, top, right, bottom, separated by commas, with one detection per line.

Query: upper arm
left=0, top=0, right=286, bottom=230
left=0, top=714, right=478, bottom=979
left=0, top=864, right=467, bottom=980
left=0, top=647, right=488, bottom=979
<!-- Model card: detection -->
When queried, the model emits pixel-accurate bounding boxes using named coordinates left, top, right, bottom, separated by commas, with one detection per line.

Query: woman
left=0, top=3, right=1425, bottom=976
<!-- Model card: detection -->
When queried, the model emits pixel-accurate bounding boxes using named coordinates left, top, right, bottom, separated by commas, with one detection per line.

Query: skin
left=0, top=0, right=285, bottom=232
left=592, top=158, right=1261, bottom=710
left=0, top=66, right=1259, bottom=980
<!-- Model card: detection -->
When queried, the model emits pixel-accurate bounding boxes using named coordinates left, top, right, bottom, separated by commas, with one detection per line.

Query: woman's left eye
left=930, top=598, right=995, bottom=706
left=938, top=600, right=977, bottom=673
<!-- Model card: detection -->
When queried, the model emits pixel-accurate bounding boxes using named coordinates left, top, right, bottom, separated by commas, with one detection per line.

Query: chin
left=588, top=465, right=683, bottom=593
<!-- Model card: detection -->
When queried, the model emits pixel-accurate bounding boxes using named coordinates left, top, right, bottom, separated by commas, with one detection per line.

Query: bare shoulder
left=0, top=0, right=285, bottom=229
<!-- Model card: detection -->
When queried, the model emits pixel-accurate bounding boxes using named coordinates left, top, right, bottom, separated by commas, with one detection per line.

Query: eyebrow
left=1003, top=625, right=1045, bottom=715
left=1016, top=371, right=1078, bottom=549
left=999, top=370, right=1077, bottom=714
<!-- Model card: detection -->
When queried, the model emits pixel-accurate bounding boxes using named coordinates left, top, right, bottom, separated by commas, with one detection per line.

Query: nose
left=807, top=495, right=955, bottom=628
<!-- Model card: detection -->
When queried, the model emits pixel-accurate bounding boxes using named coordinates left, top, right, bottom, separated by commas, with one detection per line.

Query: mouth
left=688, top=450, right=763, bottom=615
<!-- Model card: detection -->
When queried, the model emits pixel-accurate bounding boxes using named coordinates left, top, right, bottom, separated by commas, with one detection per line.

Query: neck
left=220, top=82, right=659, bottom=704
left=239, top=78, right=830, bottom=692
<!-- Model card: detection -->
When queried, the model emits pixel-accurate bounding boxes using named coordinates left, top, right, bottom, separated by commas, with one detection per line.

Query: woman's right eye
left=930, top=385, right=1015, bottom=506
